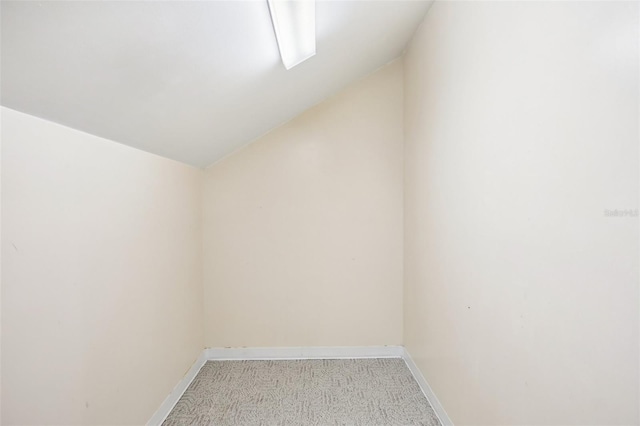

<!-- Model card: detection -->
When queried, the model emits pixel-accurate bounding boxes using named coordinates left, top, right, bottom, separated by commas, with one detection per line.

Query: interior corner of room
left=1, top=0, right=639, bottom=425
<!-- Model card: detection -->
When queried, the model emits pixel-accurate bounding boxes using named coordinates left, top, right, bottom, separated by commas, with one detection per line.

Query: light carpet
left=162, top=358, right=441, bottom=426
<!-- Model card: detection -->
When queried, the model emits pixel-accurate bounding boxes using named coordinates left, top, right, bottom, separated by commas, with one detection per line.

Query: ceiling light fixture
left=267, top=0, right=316, bottom=70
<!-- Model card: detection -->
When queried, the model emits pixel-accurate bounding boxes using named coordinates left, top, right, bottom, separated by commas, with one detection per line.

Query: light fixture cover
left=267, top=0, right=316, bottom=70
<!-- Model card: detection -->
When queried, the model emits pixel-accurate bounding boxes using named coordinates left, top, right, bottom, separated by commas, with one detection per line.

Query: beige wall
left=203, top=60, right=404, bottom=348
left=403, top=2, right=639, bottom=425
left=1, top=107, right=204, bottom=425
left=3, top=3, right=639, bottom=423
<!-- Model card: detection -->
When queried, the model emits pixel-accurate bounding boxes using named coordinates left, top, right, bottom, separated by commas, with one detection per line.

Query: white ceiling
left=1, top=0, right=432, bottom=167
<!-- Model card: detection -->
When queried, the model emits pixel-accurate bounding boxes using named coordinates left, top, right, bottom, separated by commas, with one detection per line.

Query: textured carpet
left=162, top=358, right=441, bottom=426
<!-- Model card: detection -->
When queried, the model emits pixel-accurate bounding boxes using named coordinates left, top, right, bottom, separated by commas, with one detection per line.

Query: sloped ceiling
left=1, top=0, right=432, bottom=167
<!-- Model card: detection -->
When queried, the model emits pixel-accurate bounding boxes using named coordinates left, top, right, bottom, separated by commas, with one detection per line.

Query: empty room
left=1, top=0, right=638, bottom=425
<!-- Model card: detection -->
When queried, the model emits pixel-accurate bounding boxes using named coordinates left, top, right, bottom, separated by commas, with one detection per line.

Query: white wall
left=1, top=107, right=204, bottom=425
left=403, top=2, right=639, bottom=425
left=202, top=60, right=404, bottom=348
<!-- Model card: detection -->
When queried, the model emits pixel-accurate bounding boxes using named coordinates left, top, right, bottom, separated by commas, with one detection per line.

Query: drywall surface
left=403, top=1, right=639, bottom=425
left=1, top=107, right=204, bottom=425
left=203, top=60, right=404, bottom=348
left=1, top=1, right=431, bottom=167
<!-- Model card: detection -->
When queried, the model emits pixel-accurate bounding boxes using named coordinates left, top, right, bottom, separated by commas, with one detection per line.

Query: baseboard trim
left=205, top=345, right=405, bottom=360
left=401, top=348, right=454, bottom=426
left=147, top=350, right=207, bottom=426
left=148, top=346, right=452, bottom=426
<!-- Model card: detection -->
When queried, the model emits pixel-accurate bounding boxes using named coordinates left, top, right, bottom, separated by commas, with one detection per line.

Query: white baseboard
left=147, top=351, right=207, bottom=426
left=205, top=345, right=405, bottom=360
left=401, top=348, right=453, bottom=426
left=148, top=346, right=452, bottom=426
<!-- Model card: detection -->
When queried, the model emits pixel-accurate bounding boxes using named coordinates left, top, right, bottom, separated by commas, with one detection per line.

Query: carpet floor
left=162, top=358, right=441, bottom=426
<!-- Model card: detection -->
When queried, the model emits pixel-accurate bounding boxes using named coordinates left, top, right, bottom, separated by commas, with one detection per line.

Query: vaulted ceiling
left=1, top=1, right=432, bottom=167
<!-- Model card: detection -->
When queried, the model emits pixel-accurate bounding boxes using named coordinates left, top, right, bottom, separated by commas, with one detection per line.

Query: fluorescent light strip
left=267, top=0, right=316, bottom=70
